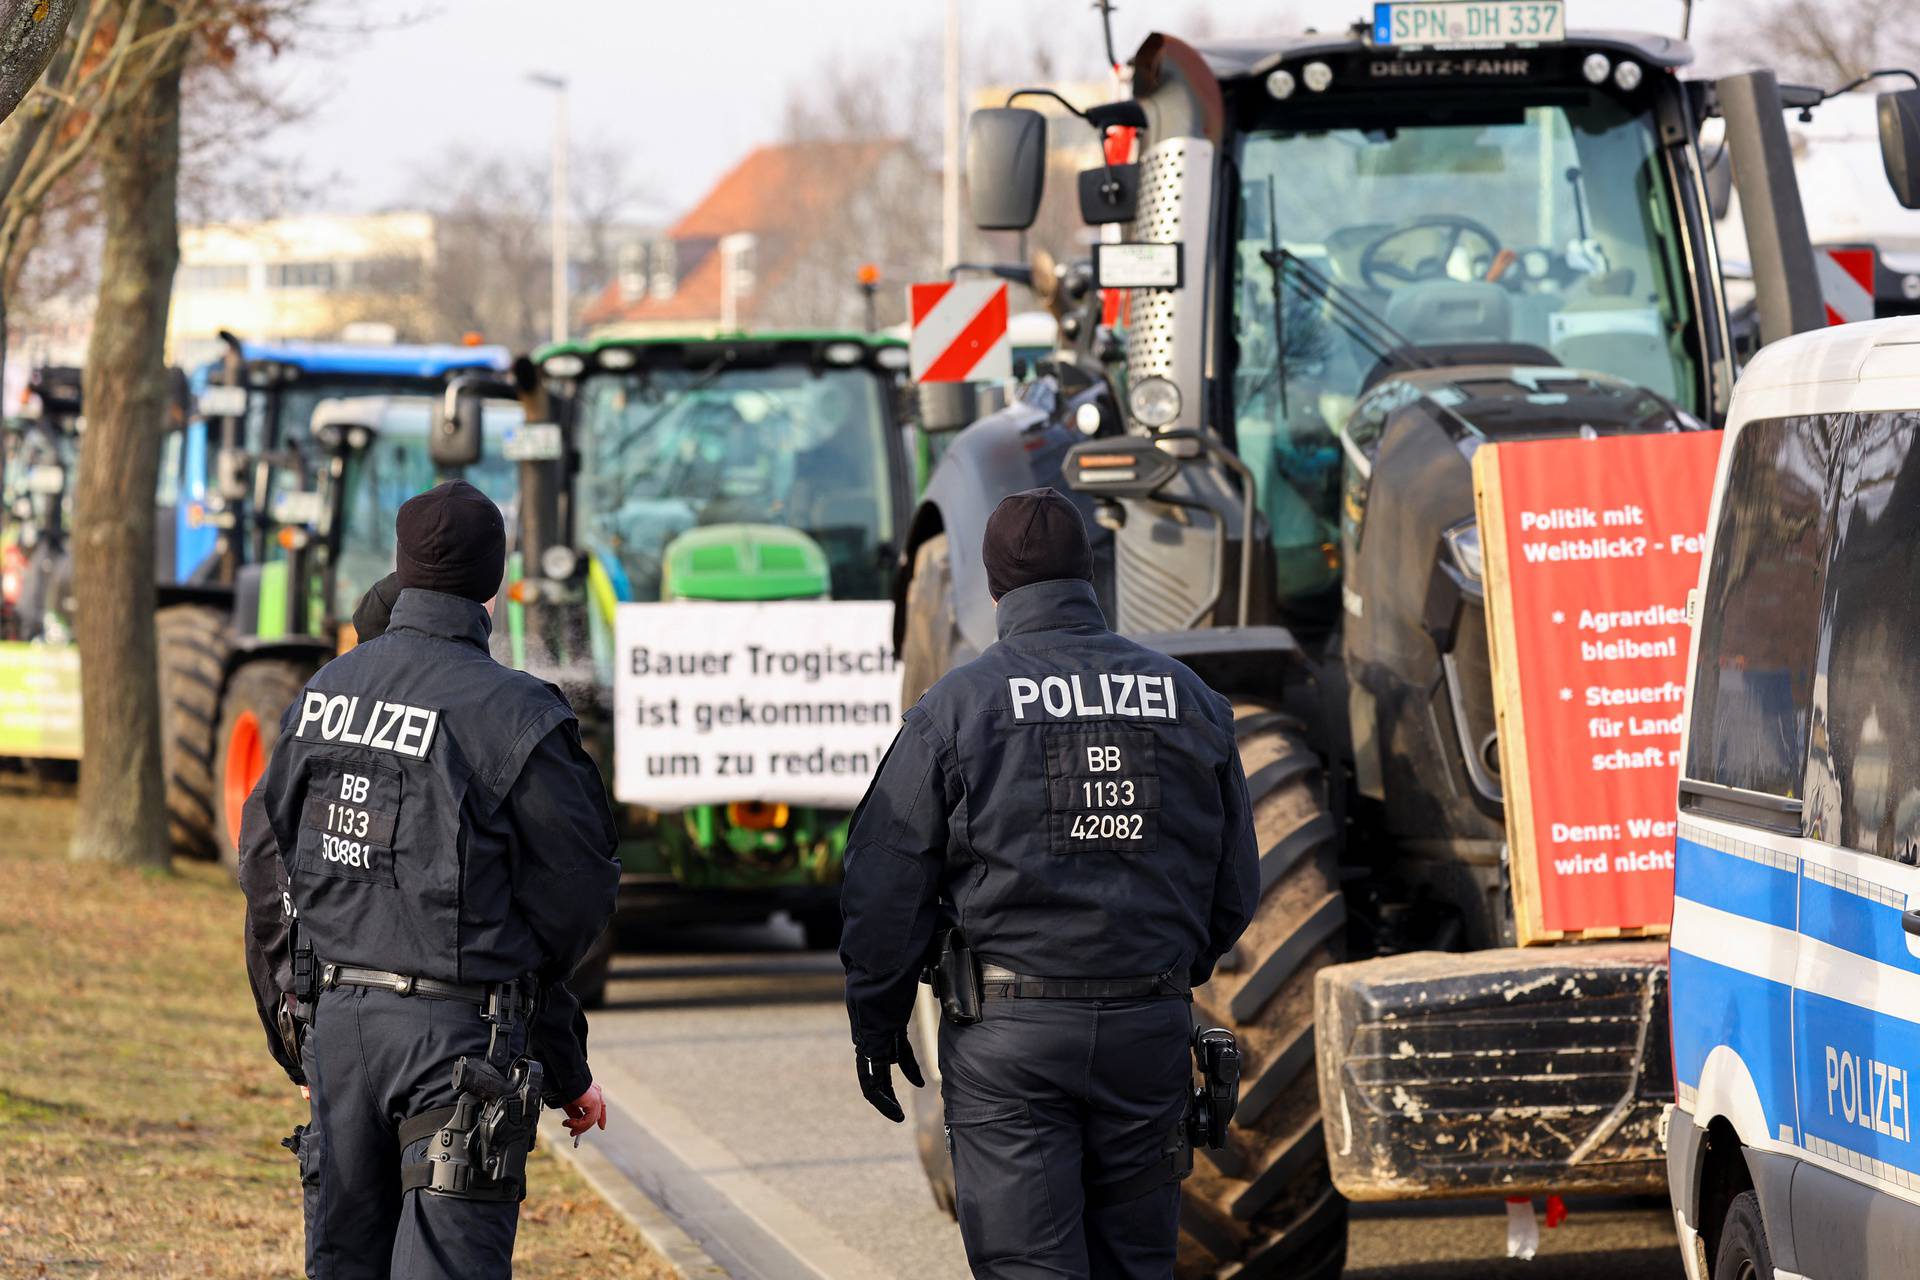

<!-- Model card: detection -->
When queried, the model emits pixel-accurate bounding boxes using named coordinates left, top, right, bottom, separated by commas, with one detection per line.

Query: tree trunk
left=68, top=0, right=183, bottom=866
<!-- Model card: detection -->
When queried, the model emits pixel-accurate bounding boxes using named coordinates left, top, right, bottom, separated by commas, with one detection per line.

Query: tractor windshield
left=575, top=362, right=894, bottom=602
left=331, top=400, right=522, bottom=620
left=1229, top=93, right=1697, bottom=596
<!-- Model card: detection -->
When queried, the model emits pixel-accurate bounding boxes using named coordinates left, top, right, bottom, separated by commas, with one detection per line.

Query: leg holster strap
left=398, top=1054, right=542, bottom=1205
left=1086, top=1122, right=1194, bottom=1207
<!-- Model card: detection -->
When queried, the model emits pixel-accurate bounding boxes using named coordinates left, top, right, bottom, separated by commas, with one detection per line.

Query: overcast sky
left=264, top=0, right=1733, bottom=223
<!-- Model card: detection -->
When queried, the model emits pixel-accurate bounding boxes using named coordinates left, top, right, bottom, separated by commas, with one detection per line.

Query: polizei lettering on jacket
left=1007, top=673, right=1178, bottom=722
left=294, top=691, right=440, bottom=759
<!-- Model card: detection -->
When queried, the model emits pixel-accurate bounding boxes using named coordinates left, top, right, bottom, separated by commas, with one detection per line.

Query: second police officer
left=239, top=481, right=620, bottom=1280
left=840, top=487, right=1261, bottom=1278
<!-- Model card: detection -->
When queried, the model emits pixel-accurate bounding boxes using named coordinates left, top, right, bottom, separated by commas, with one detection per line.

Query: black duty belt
left=979, top=963, right=1189, bottom=1000
left=322, top=964, right=490, bottom=1006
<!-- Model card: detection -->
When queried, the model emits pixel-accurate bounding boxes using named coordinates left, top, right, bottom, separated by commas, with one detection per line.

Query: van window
left=1806, top=411, right=1920, bottom=860
left=1685, top=415, right=1834, bottom=799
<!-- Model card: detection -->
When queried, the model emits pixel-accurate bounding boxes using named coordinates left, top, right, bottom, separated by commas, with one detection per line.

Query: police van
left=1668, top=313, right=1920, bottom=1278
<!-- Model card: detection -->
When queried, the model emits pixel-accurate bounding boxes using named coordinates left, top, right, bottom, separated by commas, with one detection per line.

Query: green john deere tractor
left=487, top=330, right=916, bottom=942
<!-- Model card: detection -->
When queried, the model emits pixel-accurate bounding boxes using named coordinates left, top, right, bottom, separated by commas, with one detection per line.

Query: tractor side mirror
left=433, top=378, right=488, bottom=471
left=1703, top=145, right=1734, bottom=221
left=968, top=107, right=1047, bottom=231
left=917, top=381, right=979, bottom=434
left=1878, top=88, right=1920, bottom=209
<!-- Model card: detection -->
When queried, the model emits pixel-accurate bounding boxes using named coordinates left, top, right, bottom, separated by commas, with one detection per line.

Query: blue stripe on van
left=1674, top=834, right=1798, bottom=930
left=1799, top=873, right=1918, bottom=973
left=1670, top=947, right=1797, bottom=1139
left=1794, top=986, right=1920, bottom=1170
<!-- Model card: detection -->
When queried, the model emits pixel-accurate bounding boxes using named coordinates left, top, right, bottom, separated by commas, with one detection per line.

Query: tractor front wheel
left=212, top=658, right=316, bottom=870
left=1176, top=704, right=1348, bottom=1280
left=156, top=605, right=229, bottom=859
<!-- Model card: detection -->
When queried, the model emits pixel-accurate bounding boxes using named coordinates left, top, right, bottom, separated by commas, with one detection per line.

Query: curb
left=547, top=1116, right=732, bottom=1280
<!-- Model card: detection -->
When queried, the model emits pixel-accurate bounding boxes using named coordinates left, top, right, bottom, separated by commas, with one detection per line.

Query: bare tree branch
left=0, top=0, right=80, bottom=125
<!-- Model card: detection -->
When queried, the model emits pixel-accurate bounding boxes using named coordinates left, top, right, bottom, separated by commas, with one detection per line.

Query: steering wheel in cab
left=1357, top=215, right=1506, bottom=292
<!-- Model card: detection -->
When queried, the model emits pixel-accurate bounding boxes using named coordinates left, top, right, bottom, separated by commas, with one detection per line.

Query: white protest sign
left=613, top=601, right=902, bottom=809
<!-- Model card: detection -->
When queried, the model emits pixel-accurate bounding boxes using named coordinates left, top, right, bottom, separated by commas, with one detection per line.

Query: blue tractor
left=154, top=336, right=513, bottom=864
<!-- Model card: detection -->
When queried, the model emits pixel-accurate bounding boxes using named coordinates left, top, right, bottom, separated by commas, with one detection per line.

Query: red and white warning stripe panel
left=909, top=281, right=1011, bottom=383
left=1818, top=247, right=1875, bottom=326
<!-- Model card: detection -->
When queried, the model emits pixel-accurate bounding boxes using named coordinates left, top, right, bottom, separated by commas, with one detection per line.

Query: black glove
left=855, top=1034, right=925, bottom=1123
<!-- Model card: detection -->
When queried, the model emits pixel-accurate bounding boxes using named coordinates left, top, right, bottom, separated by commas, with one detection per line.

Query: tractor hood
left=1346, top=365, right=1704, bottom=468
left=661, top=524, right=830, bottom=602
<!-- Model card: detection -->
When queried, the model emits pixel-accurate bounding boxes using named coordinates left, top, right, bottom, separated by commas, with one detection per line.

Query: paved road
left=585, top=922, right=1684, bottom=1280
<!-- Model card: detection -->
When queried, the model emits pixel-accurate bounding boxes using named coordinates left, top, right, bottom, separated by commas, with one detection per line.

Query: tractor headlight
left=1443, top=520, right=1483, bottom=582
left=1128, top=376, right=1181, bottom=429
left=540, top=544, right=579, bottom=581
left=1582, top=52, right=1611, bottom=85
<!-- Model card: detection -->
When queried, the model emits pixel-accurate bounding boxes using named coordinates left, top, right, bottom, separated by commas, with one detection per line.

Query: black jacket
left=839, top=577, right=1260, bottom=1056
left=239, top=588, right=619, bottom=1102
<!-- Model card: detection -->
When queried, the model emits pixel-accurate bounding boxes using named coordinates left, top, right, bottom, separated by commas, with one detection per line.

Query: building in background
left=583, top=139, right=937, bottom=338
left=169, top=212, right=439, bottom=367
left=168, top=209, right=657, bottom=367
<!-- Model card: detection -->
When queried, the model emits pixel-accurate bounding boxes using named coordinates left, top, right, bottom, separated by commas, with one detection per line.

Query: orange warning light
left=462, top=331, right=485, bottom=346
left=857, top=263, right=880, bottom=286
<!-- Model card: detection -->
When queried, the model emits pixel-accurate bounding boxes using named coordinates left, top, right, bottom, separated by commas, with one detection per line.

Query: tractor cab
left=520, top=332, right=914, bottom=688
left=161, top=338, right=512, bottom=591
left=499, top=330, right=914, bottom=937
left=1, top=366, right=82, bottom=642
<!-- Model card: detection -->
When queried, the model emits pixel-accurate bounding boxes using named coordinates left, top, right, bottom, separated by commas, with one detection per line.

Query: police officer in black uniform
left=239, top=481, right=620, bottom=1280
left=840, top=487, right=1261, bottom=1279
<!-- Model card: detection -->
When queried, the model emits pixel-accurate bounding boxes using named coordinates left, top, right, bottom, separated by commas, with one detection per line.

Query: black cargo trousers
left=301, top=985, right=529, bottom=1280
left=940, top=996, right=1192, bottom=1280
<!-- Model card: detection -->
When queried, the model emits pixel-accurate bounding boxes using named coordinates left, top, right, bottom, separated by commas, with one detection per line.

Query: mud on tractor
left=498, top=332, right=916, bottom=940
left=893, top=21, right=1920, bottom=1279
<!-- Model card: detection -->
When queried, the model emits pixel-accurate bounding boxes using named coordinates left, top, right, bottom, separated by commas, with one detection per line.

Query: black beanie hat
left=983, top=487, right=1093, bottom=599
left=395, top=480, right=505, bottom=604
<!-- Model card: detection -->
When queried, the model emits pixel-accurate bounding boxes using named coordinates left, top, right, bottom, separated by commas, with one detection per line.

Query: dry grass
left=0, top=783, right=673, bottom=1279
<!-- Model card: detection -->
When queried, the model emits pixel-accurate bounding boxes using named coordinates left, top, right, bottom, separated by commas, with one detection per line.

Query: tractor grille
left=1126, top=137, right=1191, bottom=386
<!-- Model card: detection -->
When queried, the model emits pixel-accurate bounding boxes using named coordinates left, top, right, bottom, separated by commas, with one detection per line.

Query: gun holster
left=399, top=1053, right=545, bottom=1203
left=926, top=928, right=981, bottom=1026
left=280, top=929, right=319, bottom=1066
left=1186, top=1026, right=1241, bottom=1151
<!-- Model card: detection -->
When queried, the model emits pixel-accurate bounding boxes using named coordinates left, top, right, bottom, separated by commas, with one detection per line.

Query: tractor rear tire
left=212, top=658, right=316, bottom=871
left=156, top=605, right=229, bottom=860
left=898, top=530, right=974, bottom=1220
left=1177, top=703, right=1347, bottom=1280
left=900, top=532, right=971, bottom=707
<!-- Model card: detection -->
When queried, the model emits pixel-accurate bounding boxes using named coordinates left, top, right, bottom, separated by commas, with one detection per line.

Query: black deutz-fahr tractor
left=892, top=20, right=1920, bottom=1279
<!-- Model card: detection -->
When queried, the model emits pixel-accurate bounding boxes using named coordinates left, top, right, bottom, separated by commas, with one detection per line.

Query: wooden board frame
left=1473, top=446, right=1670, bottom=948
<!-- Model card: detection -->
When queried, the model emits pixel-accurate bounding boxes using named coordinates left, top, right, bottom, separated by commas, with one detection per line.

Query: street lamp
left=527, top=71, right=569, bottom=344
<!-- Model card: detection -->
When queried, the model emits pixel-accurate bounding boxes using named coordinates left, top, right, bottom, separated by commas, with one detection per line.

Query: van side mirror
left=968, top=108, right=1047, bottom=231
left=1879, top=88, right=1920, bottom=210
left=1703, top=145, right=1734, bottom=221
left=433, top=377, right=488, bottom=471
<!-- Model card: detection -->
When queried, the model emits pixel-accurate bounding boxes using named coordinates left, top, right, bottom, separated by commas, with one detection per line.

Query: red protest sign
left=1474, top=431, right=1724, bottom=943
